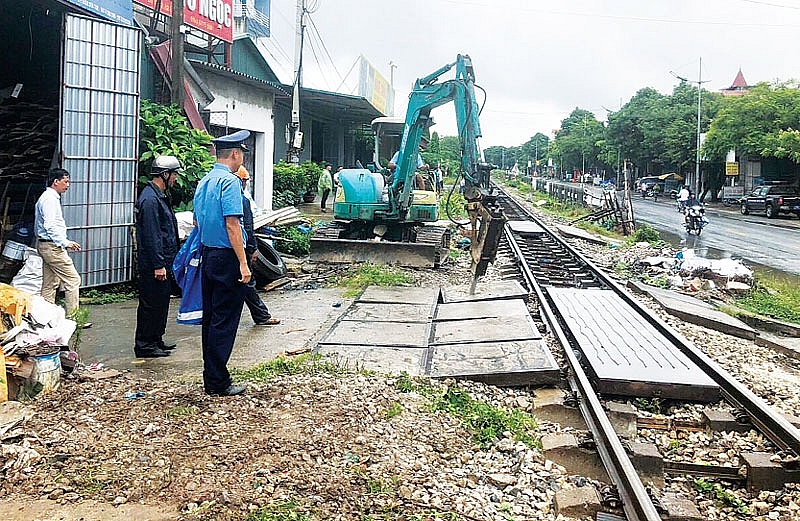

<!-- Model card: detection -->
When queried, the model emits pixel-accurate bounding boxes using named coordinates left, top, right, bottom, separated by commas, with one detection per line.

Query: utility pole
left=288, top=0, right=305, bottom=164
left=170, top=0, right=184, bottom=107
left=389, top=61, right=397, bottom=117
left=671, top=59, right=709, bottom=196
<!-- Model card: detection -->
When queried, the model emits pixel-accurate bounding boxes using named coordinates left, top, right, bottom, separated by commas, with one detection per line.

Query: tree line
left=480, top=80, right=800, bottom=200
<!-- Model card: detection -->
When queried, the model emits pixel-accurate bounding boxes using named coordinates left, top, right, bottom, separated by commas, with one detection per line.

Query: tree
left=704, top=81, right=800, bottom=162
left=553, top=108, right=604, bottom=175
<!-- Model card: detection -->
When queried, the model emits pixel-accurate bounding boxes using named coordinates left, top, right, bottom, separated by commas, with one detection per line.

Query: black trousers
left=320, top=188, right=331, bottom=209
left=134, top=270, right=171, bottom=352
left=201, top=248, right=246, bottom=392
left=244, top=255, right=270, bottom=322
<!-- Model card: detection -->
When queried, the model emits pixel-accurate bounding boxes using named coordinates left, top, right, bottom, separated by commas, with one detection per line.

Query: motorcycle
left=684, top=205, right=708, bottom=235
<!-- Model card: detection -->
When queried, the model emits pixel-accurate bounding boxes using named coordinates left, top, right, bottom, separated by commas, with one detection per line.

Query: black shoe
left=205, top=383, right=247, bottom=397
left=253, top=318, right=280, bottom=326
left=135, top=347, right=171, bottom=358
left=159, top=341, right=177, bottom=350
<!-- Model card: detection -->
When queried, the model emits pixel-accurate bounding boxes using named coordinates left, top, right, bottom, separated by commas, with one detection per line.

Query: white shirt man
left=35, top=168, right=82, bottom=314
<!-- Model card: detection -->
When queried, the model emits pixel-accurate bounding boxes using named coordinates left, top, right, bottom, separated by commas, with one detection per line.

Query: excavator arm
left=391, top=55, right=506, bottom=282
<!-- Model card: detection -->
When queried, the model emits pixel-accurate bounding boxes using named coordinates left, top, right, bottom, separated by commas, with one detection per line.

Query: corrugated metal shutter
left=60, top=13, right=140, bottom=287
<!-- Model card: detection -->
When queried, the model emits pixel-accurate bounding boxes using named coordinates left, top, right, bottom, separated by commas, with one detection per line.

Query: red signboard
left=134, top=0, right=234, bottom=43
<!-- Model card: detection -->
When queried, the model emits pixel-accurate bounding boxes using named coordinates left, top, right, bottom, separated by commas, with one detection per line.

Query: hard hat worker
left=134, top=155, right=182, bottom=358
left=235, top=165, right=280, bottom=327
left=193, top=130, right=252, bottom=397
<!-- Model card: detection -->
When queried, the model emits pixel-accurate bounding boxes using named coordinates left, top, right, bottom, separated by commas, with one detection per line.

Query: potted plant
left=300, top=161, right=323, bottom=202
left=272, top=160, right=325, bottom=208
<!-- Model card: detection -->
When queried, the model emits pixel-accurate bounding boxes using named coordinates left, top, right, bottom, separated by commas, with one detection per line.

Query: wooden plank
left=0, top=351, right=7, bottom=402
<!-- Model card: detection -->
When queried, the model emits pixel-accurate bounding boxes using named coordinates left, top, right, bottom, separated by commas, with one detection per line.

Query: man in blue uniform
left=134, top=155, right=181, bottom=358
left=193, top=130, right=252, bottom=396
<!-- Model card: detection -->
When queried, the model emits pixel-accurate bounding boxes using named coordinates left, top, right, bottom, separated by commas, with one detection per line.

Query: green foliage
left=335, top=263, right=414, bottom=298
left=439, top=189, right=468, bottom=220
left=80, top=283, right=136, bottom=305
left=633, top=397, right=664, bottom=414
left=384, top=401, right=404, bottom=419
left=394, top=374, right=539, bottom=448
left=275, top=225, right=311, bottom=257
left=705, top=81, right=800, bottom=162
left=246, top=500, right=313, bottom=521
left=233, top=353, right=350, bottom=382
left=273, top=160, right=323, bottom=208
left=734, top=272, right=800, bottom=324
left=68, top=307, right=91, bottom=351
left=433, top=386, right=540, bottom=448
left=139, top=100, right=215, bottom=210
left=630, top=223, right=661, bottom=244
left=165, top=405, right=199, bottom=418
left=694, top=478, right=750, bottom=514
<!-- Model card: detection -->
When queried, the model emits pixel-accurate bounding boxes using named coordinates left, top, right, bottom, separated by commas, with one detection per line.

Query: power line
left=444, top=0, right=800, bottom=27
left=306, top=14, right=344, bottom=85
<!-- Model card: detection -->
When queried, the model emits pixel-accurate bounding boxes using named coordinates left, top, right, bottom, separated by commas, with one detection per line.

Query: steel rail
left=506, top=194, right=800, bottom=455
left=500, top=218, right=662, bottom=521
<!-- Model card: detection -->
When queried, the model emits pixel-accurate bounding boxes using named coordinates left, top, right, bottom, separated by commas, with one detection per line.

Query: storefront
left=0, top=0, right=140, bottom=287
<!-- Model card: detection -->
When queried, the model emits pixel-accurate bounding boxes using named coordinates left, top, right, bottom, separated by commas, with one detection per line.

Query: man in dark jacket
left=134, top=155, right=181, bottom=358
left=236, top=166, right=280, bottom=326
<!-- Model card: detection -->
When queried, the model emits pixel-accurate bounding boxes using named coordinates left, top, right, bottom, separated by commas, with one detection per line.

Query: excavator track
left=310, top=223, right=451, bottom=268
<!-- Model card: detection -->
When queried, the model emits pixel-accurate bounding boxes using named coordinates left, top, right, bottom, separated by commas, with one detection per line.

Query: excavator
left=310, top=54, right=506, bottom=281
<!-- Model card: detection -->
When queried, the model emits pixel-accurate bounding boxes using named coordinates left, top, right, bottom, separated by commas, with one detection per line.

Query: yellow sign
left=725, top=162, right=739, bottom=176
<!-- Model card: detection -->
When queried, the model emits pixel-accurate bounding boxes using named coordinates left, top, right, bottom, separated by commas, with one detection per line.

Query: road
left=631, top=197, right=800, bottom=276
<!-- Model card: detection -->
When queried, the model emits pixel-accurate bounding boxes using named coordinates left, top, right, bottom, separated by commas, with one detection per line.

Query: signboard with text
left=358, top=56, right=394, bottom=116
left=725, top=161, right=739, bottom=176
left=61, top=0, right=133, bottom=25
left=134, top=0, right=234, bottom=43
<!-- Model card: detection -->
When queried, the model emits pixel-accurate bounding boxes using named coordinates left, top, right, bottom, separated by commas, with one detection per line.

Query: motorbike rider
left=683, top=191, right=704, bottom=225
left=677, top=186, right=690, bottom=212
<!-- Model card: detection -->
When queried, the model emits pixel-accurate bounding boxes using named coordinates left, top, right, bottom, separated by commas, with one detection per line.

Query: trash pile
left=0, top=283, right=77, bottom=401
left=636, top=248, right=754, bottom=294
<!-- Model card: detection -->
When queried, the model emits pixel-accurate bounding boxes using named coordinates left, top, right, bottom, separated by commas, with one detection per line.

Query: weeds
left=384, top=401, right=403, bottom=419
left=80, top=283, right=136, bottom=305
left=335, top=263, right=414, bottom=298
left=233, top=353, right=353, bottom=382
left=626, top=223, right=662, bottom=245
left=275, top=225, right=311, bottom=257
left=68, top=307, right=92, bottom=351
left=694, top=478, right=750, bottom=514
left=165, top=405, right=199, bottom=418
left=246, top=500, right=313, bottom=521
left=394, top=373, right=539, bottom=449
left=633, top=398, right=663, bottom=414
left=734, top=271, right=800, bottom=324
left=439, top=190, right=468, bottom=220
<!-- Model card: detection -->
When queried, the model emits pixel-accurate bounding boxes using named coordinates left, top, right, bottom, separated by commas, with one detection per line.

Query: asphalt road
left=631, top=197, right=800, bottom=276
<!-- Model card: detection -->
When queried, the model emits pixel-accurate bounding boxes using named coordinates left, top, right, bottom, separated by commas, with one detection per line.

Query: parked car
left=635, top=176, right=664, bottom=198
left=740, top=185, right=800, bottom=219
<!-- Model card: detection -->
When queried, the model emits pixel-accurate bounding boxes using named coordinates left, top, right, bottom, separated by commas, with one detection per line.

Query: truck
left=739, top=184, right=800, bottom=219
left=311, top=54, right=506, bottom=278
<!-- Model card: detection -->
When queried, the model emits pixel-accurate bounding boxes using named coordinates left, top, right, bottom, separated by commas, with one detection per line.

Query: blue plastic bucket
left=2, top=240, right=26, bottom=261
left=30, top=351, right=62, bottom=393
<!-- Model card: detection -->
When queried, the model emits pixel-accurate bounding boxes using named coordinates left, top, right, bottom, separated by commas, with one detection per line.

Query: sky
left=259, top=0, right=800, bottom=149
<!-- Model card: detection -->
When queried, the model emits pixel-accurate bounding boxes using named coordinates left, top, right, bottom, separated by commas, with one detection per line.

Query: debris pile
left=0, top=284, right=76, bottom=401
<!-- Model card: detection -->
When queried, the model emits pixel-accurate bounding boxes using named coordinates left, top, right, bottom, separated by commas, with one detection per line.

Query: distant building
left=721, top=69, right=751, bottom=96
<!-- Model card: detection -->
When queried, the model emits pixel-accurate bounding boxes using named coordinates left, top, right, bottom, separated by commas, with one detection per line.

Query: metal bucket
left=2, top=240, right=26, bottom=261
left=30, top=351, right=62, bottom=393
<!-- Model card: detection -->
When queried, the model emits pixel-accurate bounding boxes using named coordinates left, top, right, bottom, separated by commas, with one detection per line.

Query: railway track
left=490, top=187, right=800, bottom=521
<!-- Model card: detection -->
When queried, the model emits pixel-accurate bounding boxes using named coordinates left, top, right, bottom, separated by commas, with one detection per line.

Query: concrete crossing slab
left=318, top=320, right=430, bottom=348
left=627, top=281, right=756, bottom=340
left=358, top=286, right=440, bottom=306
left=508, top=220, right=547, bottom=235
left=433, top=315, right=542, bottom=345
left=347, top=302, right=433, bottom=322
left=435, top=298, right=530, bottom=321
left=442, top=280, right=529, bottom=303
left=428, top=340, right=559, bottom=386
left=316, top=345, right=427, bottom=376
left=548, top=287, right=719, bottom=401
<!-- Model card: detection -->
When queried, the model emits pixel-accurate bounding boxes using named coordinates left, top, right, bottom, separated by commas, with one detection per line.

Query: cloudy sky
left=261, top=0, right=800, bottom=149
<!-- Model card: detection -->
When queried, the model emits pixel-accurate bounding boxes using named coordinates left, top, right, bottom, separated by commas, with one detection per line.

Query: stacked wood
left=0, top=100, right=58, bottom=182
left=252, top=206, right=306, bottom=230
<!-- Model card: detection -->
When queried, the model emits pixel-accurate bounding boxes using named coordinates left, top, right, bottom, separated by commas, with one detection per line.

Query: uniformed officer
left=134, top=155, right=181, bottom=358
left=194, top=130, right=252, bottom=396
left=235, top=165, right=280, bottom=326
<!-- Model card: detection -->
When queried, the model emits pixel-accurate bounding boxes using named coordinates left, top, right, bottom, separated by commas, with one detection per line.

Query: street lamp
left=671, top=58, right=709, bottom=195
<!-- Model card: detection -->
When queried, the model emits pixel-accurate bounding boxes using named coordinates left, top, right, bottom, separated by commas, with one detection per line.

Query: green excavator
left=310, top=54, right=506, bottom=280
